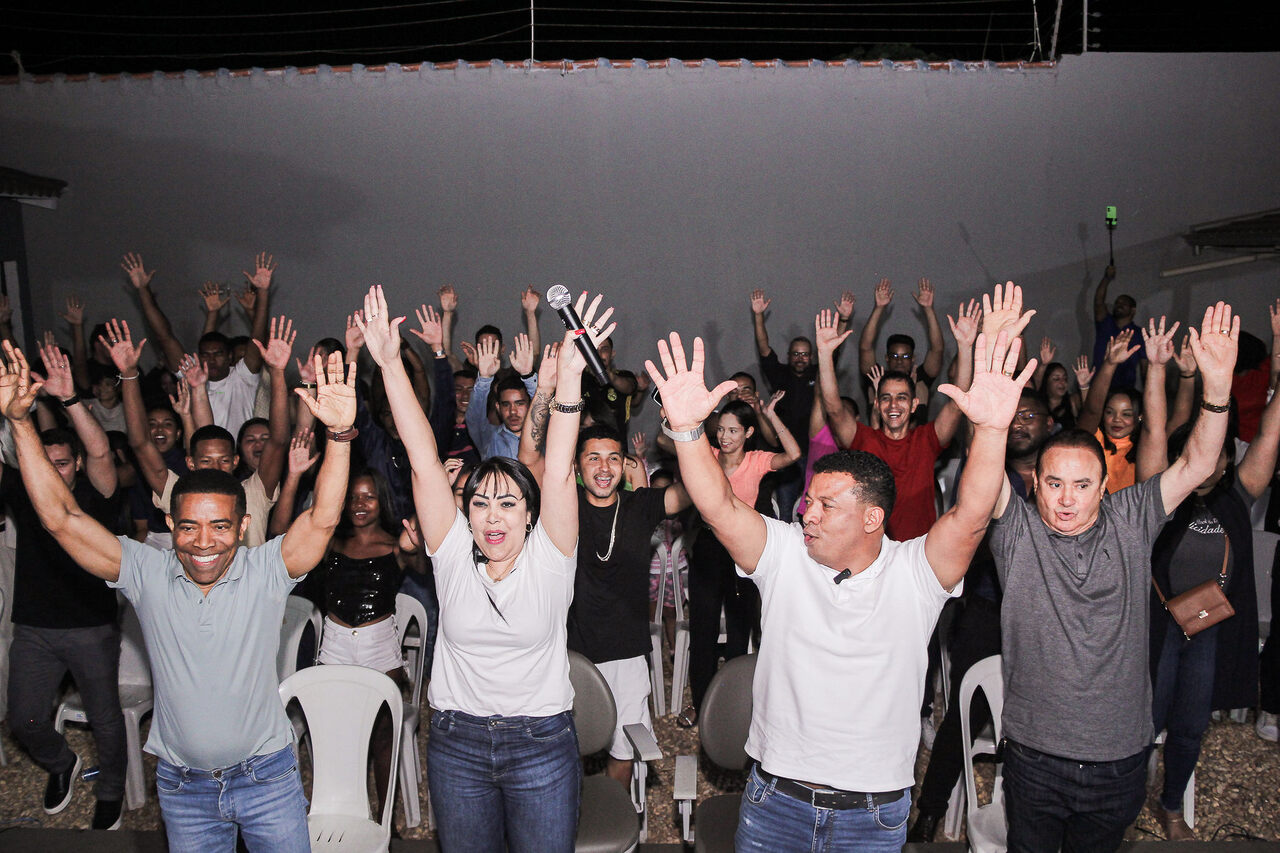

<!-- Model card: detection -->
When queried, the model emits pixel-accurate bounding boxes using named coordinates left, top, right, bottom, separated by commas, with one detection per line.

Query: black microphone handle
left=553, top=303, right=610, bottom=386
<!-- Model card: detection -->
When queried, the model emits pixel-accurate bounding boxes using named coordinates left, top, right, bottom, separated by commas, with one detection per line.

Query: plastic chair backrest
left=670, top=534, right=688, bottom=622
left=279, top=664, right=402, bottom=825
left=701, top=653, right=756, bottom=770
left=568, top=650, right=616, bottom=757
left=278, top=597, right=318, bottom=681
left=117, top=600, right=151, bottom=689
left=1252, top=530, right=1278, bottom=629
left=960, top=655, right=1004, bottom=818
left=395, top=593, right=429, bottom=708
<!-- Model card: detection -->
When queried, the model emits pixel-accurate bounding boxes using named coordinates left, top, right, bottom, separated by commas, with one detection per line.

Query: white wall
left=2, top=53, right=1278, bottom=425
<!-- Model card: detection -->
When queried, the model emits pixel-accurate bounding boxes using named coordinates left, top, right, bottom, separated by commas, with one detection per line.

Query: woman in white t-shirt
left=356, top=285, right=613, bottom=853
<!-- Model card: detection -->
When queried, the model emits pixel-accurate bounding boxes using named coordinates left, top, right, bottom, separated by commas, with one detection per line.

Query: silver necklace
left=595, top=497, right=622, bottom=562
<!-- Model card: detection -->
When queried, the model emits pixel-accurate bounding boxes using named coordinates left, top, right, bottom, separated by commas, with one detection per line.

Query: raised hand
left=980, top=281, right=1036, bottom=341
left=60, top=296, right=85, bottom=326
left=536, top=343, right=561, bottom=390
left=834, top=290, right=856, bottom=320
left=937, top=331, right=1036, bottom=431
left=557, top=292, right=615, bottom=379
left=644, top=333, right=738, bottom=431
left=509, top=332, right=535, bottom=376
left=1173, top=334, right=1197, bottom=376
left=947, top=299, right=981, bottom=349
left=460, top=340, right=478, bottom=367
left=913, top=277, right=935, bottom=308
left=120, top=253, right=154, bottom=289
left=475, top=338, right=501, bottom=378
left=169, top=378, right=192, bottom=417
left=1141, top=316, right=1180, bottom=366
left=749, top=289, right=772, bottom=315
left=1104, top=329, right=1140, bottom=365
left=353, top=286, right=404, bottom=368
left=866, top=363, right=884, bottom=396
left=0, top=342, right=43, bottom=421
left=520, top=286, right=541, bottom=313
left=42, top=330, right=57, bottom=350
left=179, top=353, right=208, bottom=387
left=631, top=431, right=648, bottom=459
left=814, top=309, right=853, bottom=355
left=295, top=351, right=357, bottom=431
left=873, top=278, right=894, bottom=307
left=199, top=281, right=229, bottom=313
left=762, top=390, right=785, bottom=418
left=1074, top=355, right=1094, bottom=388
left=412, top=304, right=444, bottom=350
left=443, top=456, right=466, bottom=487
left=243, top=252, right=277, bottom=290
left=235, top=284, right=257, bottom=313
left=1039, top=336, right=1057, bottom=365
left=37, top=342, right=75, bottom=400
left=345, top=311, right=366, bottom=353
left=98, top=319, right=147, bottom=374
left=438, top=284, right=458, bottom=313
left=1188, top=302, right=1239, bottom=395
left=287, top=427, right=319, bottom=475
left=253, top=315, right=297, bottom=371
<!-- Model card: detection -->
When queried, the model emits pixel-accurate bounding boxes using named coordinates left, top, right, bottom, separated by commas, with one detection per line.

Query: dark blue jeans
left=1003, top=738, right=1148, bottom=853
left=427, top=709, right=581, bottom=853
left=1151, top=619, right=1218, bottom=812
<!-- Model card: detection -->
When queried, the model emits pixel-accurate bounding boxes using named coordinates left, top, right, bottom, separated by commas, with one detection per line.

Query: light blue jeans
left=427, top=709, right=581, bottom=853
left=735, top=763, right=911, bottom=852
left=155, top=744, right=310, bottom=852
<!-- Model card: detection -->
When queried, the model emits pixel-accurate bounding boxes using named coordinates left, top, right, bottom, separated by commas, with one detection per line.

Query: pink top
left=799, top=424, right=841, bottom=515
left=712, top=449, right=775, bottom=508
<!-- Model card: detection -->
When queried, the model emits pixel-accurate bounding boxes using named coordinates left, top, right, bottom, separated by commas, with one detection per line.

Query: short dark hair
left=87, top=360, right=116, bottom=387
left=729, top=371, right=756, bottom=387
left=495, top=376, right=530, bottom=400
left=170, top=469, right=247, bottom=518
left=475, top=324, right=503, bottom=345
left=788, top=337, right=813, bottom=352
left=1035, top=429, right=1108, bottom=481
left=454, top=366, right=478, bottom=382
left=576, top=424, right=624, bottom=459
left=189, top=425, right=236, bottom=457
left=886, top=333, right=916, bottom=353
left=462, top=457, right=541, bottom=527
left=314, top=337, right=346, bottom=361
left=40, top=427, right=84, bottom=461
left=811, top=450, right=896, bottom=519
left=877, top=370, right=915, bottom=396
left=198, top=332, right=231, bottom=351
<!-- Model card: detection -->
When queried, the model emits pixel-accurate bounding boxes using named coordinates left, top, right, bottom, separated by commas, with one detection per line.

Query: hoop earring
left=525, top=522, right=533, bottom=533
left=466, top=521, right=473, bottom=532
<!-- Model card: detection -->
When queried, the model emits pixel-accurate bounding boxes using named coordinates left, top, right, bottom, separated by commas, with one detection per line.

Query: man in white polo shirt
left=644, top=287, right=1033, bottom=851
left=0, top=343, right=356, bottom=852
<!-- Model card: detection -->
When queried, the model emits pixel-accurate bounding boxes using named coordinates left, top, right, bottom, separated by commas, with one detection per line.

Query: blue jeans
left=734, top=763, right=910, bottom=852
left=1152, top=619, right=1218, bottom=811
left=156, top=745, right=310, bottom=852
left=427, top=709, right=581, bottom=853
left=1003, top=738, right=1148, bottom=853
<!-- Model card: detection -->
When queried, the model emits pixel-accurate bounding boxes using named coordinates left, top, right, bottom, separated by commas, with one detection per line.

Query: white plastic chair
left=55, top=599, right=153, bottom=810
left=648, top=539, right=674, bottom=718
left=1252, top=530, right=1277, bottom=646
left=394, top=593, right=429, bottom=829
left=279, top=664, right=402, bottom=852
left=668, top=535, right=692, bottom=715
left=959, top=655, right=1006, bottom=853
left=278, top=596, right=322, bottom=681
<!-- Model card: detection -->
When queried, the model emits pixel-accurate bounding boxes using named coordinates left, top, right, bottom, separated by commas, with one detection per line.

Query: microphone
left=833, top=569, right=852, bottom=585
left=546, top=285, right=610, bottom=386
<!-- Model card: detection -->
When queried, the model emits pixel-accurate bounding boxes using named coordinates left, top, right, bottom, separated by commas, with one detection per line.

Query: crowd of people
left=1, top=252, right=1277, bottom=851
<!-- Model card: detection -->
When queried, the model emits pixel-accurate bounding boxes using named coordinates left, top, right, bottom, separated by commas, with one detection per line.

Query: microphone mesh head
left=546, top=284, right=571, bottom=310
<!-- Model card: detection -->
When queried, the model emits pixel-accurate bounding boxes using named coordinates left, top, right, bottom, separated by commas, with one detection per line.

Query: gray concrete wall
left=1, top=53, right=1278, bottom=425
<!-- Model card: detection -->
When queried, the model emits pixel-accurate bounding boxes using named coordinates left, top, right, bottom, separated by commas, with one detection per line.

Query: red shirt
left=1232, top=362, right=1271, bottom=443
left=850, top=422, right=944, bottom=541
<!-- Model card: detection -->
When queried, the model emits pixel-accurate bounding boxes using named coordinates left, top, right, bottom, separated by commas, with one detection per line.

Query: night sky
left=1, top=0, right=1276, bottom=77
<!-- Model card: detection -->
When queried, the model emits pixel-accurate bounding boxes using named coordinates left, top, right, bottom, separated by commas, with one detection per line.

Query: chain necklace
left=595, top=497, right=622, bottom=562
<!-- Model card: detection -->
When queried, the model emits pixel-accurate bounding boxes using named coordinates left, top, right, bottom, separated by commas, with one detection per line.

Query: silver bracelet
left=661, top=418, right=705, bottom=442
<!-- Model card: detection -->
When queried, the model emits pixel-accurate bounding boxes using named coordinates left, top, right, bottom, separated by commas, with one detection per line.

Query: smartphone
left=651, top=386, right=662, bottom=407
left=1105, top=205, right=1118, bottom=226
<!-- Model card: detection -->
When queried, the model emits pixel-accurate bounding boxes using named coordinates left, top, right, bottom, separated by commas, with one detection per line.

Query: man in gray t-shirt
left=0, top=344, right=357, bottom=853
left=987, top=303, right=1240, bottom=853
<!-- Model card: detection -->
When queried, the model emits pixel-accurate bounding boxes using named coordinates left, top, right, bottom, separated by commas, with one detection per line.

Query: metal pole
left=1050, top=0, right=1064, bottom=59
left=530, top=0, right=535, bottom=63
left=1082, top=0, right=1088, bottom=53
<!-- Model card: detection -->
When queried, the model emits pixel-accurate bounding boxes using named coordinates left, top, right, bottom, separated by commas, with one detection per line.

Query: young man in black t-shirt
left=566, top=425, right=690, bottom=787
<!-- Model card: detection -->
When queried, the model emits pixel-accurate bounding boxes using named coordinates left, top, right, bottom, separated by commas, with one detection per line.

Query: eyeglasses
left=788, top=350, right=811, bottom=358
left=1013, top=411, right=1043, bottom=423
left=886, top=353, right=913, bottom=361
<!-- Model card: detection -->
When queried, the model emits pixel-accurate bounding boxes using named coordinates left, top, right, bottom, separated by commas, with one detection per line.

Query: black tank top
left=322, top=551, right=403, bottom=627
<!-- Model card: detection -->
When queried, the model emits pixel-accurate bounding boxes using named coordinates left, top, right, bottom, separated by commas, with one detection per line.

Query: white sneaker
left=1257, top=711, right=1279, bottom=742
left=921, top=715, right=937, bottom=750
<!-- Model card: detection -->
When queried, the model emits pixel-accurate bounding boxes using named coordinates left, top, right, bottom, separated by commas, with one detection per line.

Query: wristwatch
left=661, top=418, right=705, bottom=442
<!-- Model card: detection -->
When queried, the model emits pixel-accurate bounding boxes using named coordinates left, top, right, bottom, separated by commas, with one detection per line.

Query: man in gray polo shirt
left=989, top=302, right=1239, bottom=853
left=0, top=343, right=357, bottom=852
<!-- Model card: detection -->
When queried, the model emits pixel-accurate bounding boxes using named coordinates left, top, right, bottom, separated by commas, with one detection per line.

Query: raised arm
left=282, top=352, right=354, bottom=576
left=179, top=354, right=214, bottom=434
left=858, top=278, right=892, bottom=376
left=645, top=334, right=761, bottom=570
left=761, top=391, right=802, bottom=470
left=0, top=343, right=122, bottom=580
left=1167, top=335, right=1198, bottom=435
left=926, top=329, right=1036, bottom=590
left=1093, top=264, right=1116, bottom=323
left=1077, top=330, right=1139, bottom=435
left=749, top=289, right=773, bottom=358
left=198, top=282, right=229, bottom=337
left=933, top=296, right=986, bottom=446
left=251, top=315, right=295, bottom=494
left=1034, top=337, right=1056, bottom=390
left=914, top=278, right=945, bottom=380
left=438, top=285, right=464, bottom=372
left=269, top=427, right=317, bottom=539
left=120, top=253, right=185, bottom=373
left=518, top=343, right=559, bottom=480
left=101, top=320, right=171, bottom=498
left=1160, top=303, right=1238, bottom=513
left=815, top=309, right=858, bottom=448
left=833, top=290, right=856, bottom=338
left=1136, top=317, right=1179, bottom=483
left=60, top=296, right=91, bottom=391
left=1235, top=301, right=1280, bottom=498
left=239, top=253, right=275, bottom=374
left=37, top=342, right=116, bottom=498
left=521, top=286, right=542, bottom=358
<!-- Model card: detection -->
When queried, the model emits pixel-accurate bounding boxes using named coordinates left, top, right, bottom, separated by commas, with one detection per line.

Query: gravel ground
left=2, top=677, right=1277, bottom=845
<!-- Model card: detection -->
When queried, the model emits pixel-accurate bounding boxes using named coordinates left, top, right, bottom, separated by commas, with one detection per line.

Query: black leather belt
left=755, top=765, right=906, bottom=810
